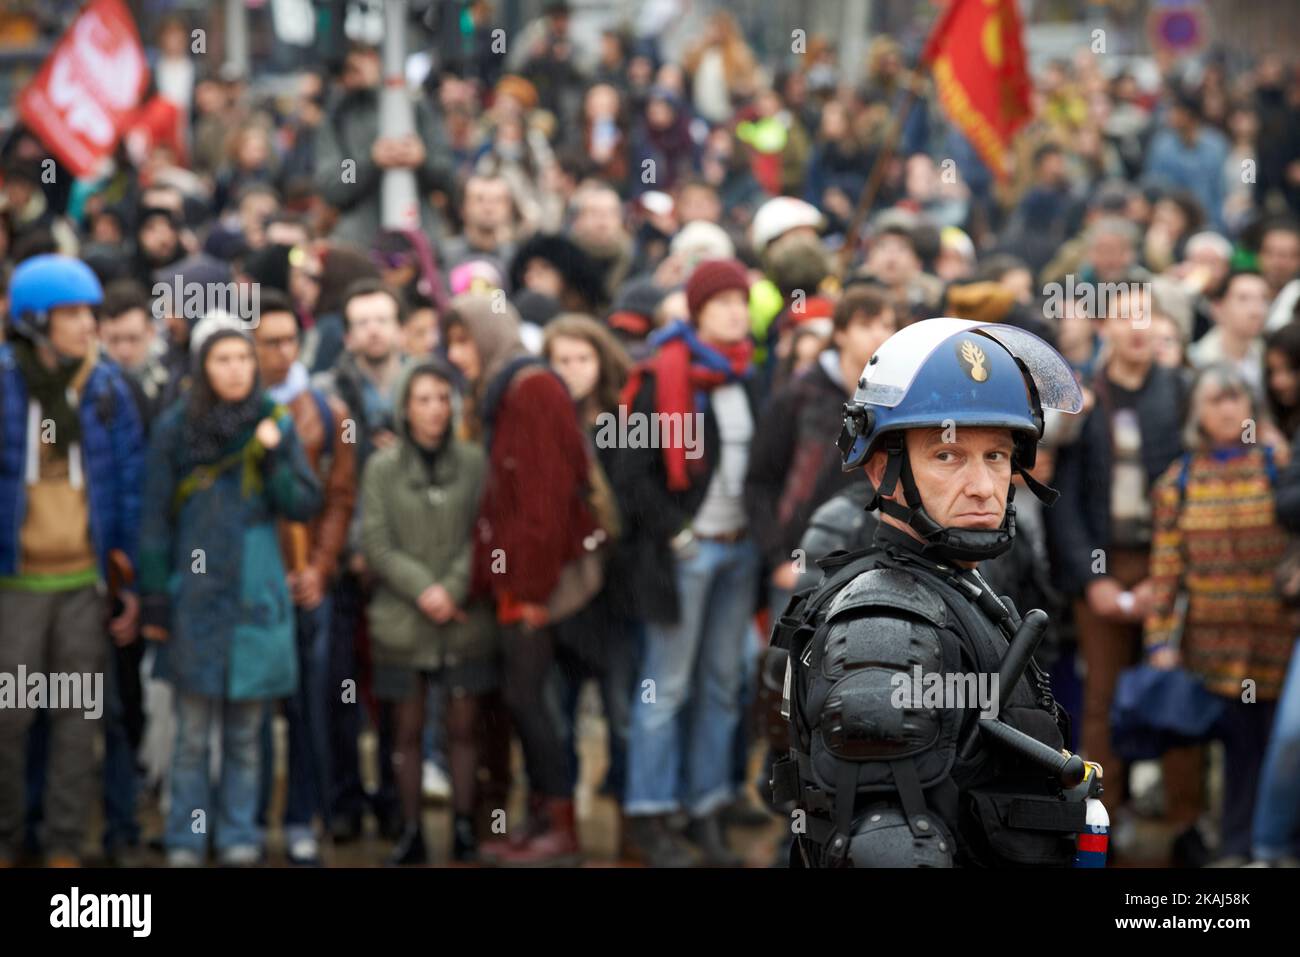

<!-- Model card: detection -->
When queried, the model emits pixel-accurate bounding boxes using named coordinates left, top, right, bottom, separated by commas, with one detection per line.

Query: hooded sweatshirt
left=445, top=293, right=598, bottom=613
left=361, top=358, right=491, bottom=668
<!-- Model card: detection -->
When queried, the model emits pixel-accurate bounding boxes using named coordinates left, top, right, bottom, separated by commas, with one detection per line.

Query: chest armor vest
left=772, top=544, right=1082, bottom=868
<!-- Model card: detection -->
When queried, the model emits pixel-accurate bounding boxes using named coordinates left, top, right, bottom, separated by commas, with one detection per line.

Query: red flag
left=17, top=0, right=148, bottom=178
left=923, top=0, right=1033, bottom=179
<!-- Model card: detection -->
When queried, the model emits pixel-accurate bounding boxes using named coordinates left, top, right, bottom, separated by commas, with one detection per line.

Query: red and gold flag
left=922, top=0, right=1033, bottom=179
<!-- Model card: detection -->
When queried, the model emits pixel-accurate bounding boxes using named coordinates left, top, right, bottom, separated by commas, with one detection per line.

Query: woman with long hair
left=441, top=294, right=601, bottom=865
left=1264, top=320, right=1300, bottom=444
left=540, top=315, right=640, bottom=853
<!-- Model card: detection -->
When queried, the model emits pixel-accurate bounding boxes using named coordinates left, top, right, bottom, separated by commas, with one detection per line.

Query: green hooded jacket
left=360, top=362, right=493, bottom=672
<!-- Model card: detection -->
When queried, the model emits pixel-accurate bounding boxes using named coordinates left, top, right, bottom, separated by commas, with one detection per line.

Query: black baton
left=958, top=608, right=1050, bottom=761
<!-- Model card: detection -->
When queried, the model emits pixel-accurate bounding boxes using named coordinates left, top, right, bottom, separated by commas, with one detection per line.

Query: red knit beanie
left=686, top=258, right=750, bottom=321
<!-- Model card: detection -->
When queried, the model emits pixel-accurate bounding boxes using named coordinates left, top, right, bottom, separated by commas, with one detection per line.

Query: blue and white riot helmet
left=837, top=318, right=1083, bottom=563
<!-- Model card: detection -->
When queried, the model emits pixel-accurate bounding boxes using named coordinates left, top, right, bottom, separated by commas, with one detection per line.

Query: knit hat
left=190, top=310, right=252, bottom=359
left=686, top=258, right=750, bottom=320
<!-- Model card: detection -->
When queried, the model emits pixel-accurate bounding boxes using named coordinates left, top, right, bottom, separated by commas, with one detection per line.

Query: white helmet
left=671, top=221, right=735, bottom=268
left=750, top=197, right=825, bottom=254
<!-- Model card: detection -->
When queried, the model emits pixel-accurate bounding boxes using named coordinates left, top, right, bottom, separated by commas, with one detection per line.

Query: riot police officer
left=770, top=317, right=1096, bottom=867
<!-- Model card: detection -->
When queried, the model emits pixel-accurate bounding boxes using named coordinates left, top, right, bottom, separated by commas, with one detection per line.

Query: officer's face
left=868, top=427, right=1014, bottom=535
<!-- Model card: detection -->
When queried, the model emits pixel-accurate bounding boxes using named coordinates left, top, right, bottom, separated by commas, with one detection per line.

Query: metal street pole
left=224, top=0, right=250, bottom=76
left=839, top=0, right=872, bottom=88
left=380, top=0, right=421, bottom=230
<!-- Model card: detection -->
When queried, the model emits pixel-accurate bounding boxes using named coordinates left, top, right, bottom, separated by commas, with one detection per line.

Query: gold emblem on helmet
left=959, top=340, right=989, bottom=382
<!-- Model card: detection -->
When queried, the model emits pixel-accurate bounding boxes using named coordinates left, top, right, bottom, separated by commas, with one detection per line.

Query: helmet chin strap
left=867, top=434, right=1058, bottom=564
left=14, top=316, right=79, bottom=369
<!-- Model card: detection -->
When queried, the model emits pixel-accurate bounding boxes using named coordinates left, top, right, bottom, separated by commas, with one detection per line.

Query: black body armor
left=770, top=523, right=1082, bottom=868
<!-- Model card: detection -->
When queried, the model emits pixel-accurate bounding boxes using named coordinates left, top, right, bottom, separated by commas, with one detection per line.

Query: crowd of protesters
left=0, top=1, right=1299, bottom=869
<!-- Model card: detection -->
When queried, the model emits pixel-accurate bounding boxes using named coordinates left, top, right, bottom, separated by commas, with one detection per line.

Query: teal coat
left=138, top=396, right=322, bottom=699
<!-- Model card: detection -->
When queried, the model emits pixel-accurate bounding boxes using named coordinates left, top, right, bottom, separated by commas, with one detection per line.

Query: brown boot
left=494, top=798, right=581, bottom=867
left=478, top=792, right=547, bottom=863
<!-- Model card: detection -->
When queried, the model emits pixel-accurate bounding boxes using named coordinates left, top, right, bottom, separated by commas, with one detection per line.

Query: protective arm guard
left=791, top=568, right=963, bottom=867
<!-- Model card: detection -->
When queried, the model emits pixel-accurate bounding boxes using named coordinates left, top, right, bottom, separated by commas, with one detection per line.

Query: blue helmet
left=8, top=254, right=104, bottom=340
left=837, top=318, right=1083, bottom=562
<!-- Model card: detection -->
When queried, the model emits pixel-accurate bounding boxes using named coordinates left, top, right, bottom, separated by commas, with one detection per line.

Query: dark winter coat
left=1046, top=364, right=1186, bottom=597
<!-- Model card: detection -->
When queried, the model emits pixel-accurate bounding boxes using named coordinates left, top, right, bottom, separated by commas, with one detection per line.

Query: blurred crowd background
left=0, top=0, right=1298, bottom=869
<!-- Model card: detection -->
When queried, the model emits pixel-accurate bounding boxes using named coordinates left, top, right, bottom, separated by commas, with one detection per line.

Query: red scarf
left=620, top=335, right=753, bottom=491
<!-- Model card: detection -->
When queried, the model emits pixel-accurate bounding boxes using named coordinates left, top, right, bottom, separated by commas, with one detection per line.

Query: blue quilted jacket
left=0, top=344, right=145, bottom=578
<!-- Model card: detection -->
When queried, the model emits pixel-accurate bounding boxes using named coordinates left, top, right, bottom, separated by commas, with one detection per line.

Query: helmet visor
left=857, top=318, right=1084, bottom=414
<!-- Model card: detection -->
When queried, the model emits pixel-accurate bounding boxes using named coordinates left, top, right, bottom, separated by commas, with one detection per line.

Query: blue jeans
left=554, top=597, right=642, bottom=801
left=326, top=571, right=397, bottom=823
left=1216, top=697, right=1277, bottom=859
left=167, top=693, right=266, bottom=854
left=625, top=538, right=761, bottom=817
left=1252, top=638, right=1300, bottom=861
left=259, top=599, right=332, bottom=844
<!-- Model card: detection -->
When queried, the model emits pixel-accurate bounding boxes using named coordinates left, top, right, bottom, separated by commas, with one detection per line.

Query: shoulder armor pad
left=826, top=567, right=946, bottom=628
left=808, top=493, right=868, bottom=537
